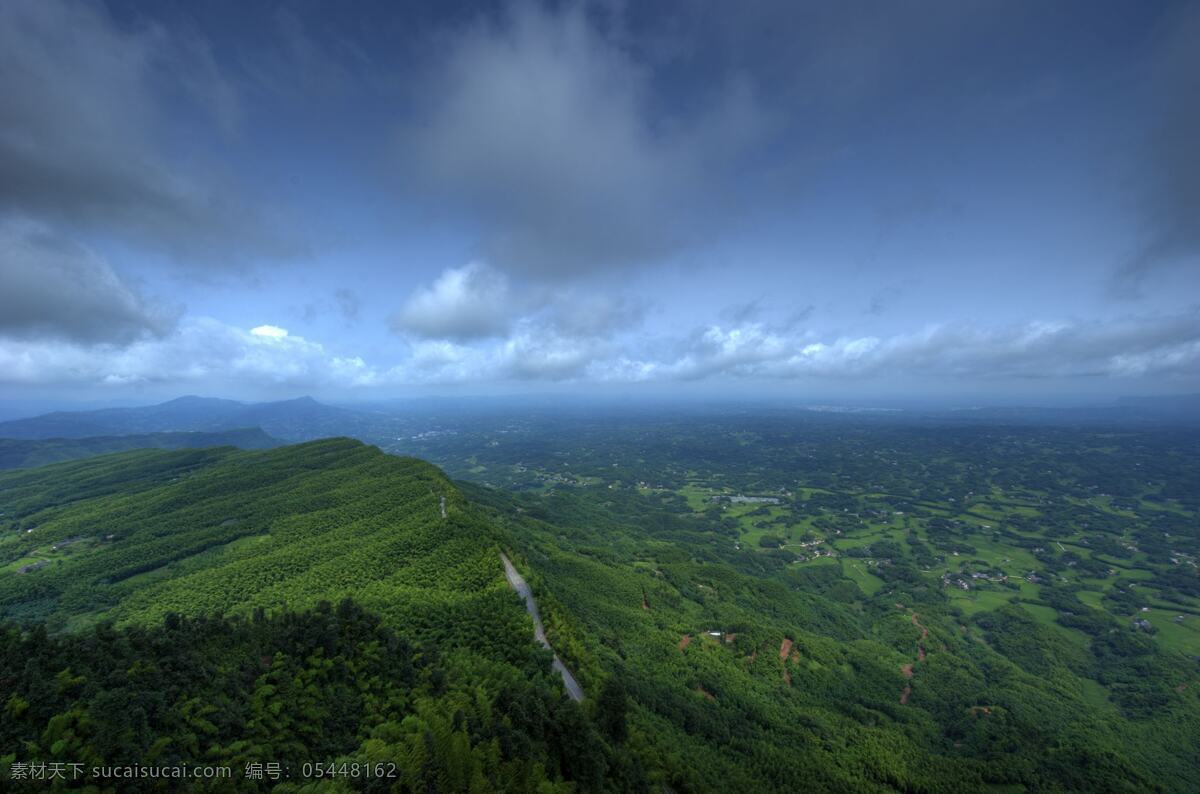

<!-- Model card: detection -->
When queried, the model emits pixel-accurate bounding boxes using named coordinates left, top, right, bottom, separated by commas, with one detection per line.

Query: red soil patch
left=696, top=686, right=716, bottom=702
left=724, top=632, right=738, bottom=644
left=911, top=613, right=929, bottom=639
left=901, top=663, right=914, bottom=679
left=969, top=706, right=992, bottom=716
left=900, top=685, right=912, bottom=705
left=679, top=634, right=692, bottom=651
left=779, top=638, right=796, bottom=684
left=894, top=603, right=905, bottom=610
left=642, top=598, right=650, bottom=610
left=918, top=645, right=926, bottom=662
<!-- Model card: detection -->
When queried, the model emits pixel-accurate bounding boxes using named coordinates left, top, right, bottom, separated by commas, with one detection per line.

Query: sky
left=1, top=0, right=1197, bottom=406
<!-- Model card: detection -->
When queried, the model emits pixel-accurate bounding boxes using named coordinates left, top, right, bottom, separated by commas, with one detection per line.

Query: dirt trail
left=899, top=613, right=931, bottom=705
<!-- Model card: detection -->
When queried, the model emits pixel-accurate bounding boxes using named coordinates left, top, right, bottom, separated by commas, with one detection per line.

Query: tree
left=596, top=677, right=628, bottom=743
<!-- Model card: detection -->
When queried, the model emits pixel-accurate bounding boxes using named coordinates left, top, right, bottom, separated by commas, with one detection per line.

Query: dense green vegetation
left=1, top=409, right=1198, bottom=791
left=467, top=483, right=1198, bottom=792
left=0, top=601, right=632, bottom=791
left=0, top=440, right=635, bottom=790
left=0, top=429, right=279, bottom=470
left=0, top=439, right=516, bottom=639
left=397, top=409, right=1200, bottom=791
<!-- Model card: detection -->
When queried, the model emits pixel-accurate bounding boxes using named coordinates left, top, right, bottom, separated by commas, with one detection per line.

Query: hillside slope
left=0, top=439, right=506, bottom=636
left=0, top=428, right=280, bottom=470
left=0, top=440, right=626, bottom=790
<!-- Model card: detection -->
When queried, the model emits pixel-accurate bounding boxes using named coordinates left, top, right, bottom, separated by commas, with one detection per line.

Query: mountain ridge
left=0, top=396, right=363, bottom=442
left=0, top=428, right=280, bottom=470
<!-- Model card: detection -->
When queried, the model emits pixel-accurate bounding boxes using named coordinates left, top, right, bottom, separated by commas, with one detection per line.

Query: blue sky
left=1, top=0, right=1197, bottom=404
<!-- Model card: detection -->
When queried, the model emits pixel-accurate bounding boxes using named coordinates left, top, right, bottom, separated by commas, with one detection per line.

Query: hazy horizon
left=1, top=388, right=1197, bottom=426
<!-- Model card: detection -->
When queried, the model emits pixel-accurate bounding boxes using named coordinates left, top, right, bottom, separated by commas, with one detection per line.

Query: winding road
left=500, top=552, right=585, bottom=702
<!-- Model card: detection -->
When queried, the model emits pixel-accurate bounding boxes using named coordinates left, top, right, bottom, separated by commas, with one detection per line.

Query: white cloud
left=639, top=315, right=1200, bottom=381
left=0, top=319, right=377, bottom=389
left=1, top=310, right=1195, bottom=391
left=390, top=262, right=512, bottom=341
left=250, top=324, right=290, bottom=339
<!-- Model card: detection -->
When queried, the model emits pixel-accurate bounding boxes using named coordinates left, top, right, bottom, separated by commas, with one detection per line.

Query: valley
left=1, top=402, right=1198, bottom=791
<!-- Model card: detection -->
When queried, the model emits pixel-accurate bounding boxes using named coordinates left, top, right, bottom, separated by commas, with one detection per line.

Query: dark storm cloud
left=0, top=220, right=176, bottom=345
left=397, top=2, right=768, bottom=278
left=1111, top=2, right=1200, bottom=298
left=392, top=0, right=1102, bottom=280
left=0, top=0, right=303, bottom=266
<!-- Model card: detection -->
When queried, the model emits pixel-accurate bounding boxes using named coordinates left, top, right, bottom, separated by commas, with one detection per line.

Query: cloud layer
left=0, top=220, right=175, bottom=345
left=3, top=304, right=1195, bottom=392
left=399, top=3, right=762, bottom=277
left=0, top=0, right=301, bottom=266
left=1, top=1, right=1196, bottom=400
left=1111, top=1, right=1200, bottom=297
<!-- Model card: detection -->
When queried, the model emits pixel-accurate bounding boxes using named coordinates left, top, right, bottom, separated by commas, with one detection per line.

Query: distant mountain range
left=0, top=428, right=280, bottom=470
left=1, top=394, right=1194, bottom=449
left=0, top=396, right=371, bottom=442
left=1115, top=393, right=1200, bottom=414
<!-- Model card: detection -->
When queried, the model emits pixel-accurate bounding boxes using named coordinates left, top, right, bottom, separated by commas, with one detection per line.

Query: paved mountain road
left=500, top=552, right=585, bottom=702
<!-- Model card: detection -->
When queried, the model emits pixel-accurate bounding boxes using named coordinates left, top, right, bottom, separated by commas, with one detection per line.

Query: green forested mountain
left=0, top=439, right=498, bottom=632
left=1, top=436, right=1197, bottom=792
left=0, top=440, right=625, bottom=791
left=0, top=428, right=280, bottom=470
